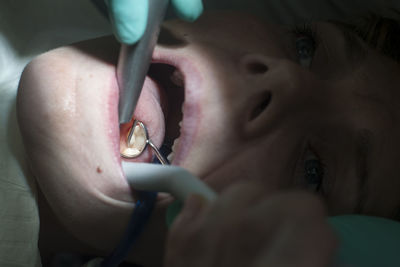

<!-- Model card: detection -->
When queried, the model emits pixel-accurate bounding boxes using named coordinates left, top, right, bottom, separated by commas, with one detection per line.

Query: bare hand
left=165, top=183, right=337, bottom=267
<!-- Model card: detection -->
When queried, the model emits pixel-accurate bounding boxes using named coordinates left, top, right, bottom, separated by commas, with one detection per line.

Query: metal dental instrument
left=121, top=120, right=170, bottom=165
left=117, top=0, right=170, bottom=124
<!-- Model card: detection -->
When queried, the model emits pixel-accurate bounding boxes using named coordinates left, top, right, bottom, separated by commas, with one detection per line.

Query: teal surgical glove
left=106, top=0, right=204, bottom=44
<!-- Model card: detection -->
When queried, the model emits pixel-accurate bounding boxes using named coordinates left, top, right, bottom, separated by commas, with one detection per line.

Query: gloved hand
left=106, top=0, right=204, bottom=44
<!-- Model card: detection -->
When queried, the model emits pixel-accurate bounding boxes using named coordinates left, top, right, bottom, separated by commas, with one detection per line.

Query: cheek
left=18, top=56, right=133, bottom=204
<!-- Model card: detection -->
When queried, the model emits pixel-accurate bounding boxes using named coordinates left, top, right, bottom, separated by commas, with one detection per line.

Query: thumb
left=172, top=194, right=208, bottom=226
left=106, top=0, right=149, bottom=44
left=171, top=0, right=204, bottom=22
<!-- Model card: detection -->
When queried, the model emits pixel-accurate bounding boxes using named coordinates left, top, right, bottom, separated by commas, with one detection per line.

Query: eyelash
left=290, top=23, right=319, bottom=67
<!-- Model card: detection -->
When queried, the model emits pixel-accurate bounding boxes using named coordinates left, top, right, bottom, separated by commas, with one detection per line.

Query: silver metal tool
left=117, top=0, right=170, bottom=124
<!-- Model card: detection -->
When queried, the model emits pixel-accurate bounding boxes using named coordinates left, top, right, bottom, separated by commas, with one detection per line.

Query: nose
left=239, top=54, right=272, bottom=123
left=238, top=53, right=315, bottom=137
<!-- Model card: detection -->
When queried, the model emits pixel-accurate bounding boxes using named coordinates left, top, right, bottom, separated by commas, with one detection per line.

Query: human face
left=18, top=12, right=400, bottom=221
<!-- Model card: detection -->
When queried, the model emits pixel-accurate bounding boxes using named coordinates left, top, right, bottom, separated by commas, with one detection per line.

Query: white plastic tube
left=122, top=162, right=217, bottom=202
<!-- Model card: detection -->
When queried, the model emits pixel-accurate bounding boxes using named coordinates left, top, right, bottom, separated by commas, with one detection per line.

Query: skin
left=166, top=185, right=336, bottom=267
left=17, top=11, right=400, bottom=266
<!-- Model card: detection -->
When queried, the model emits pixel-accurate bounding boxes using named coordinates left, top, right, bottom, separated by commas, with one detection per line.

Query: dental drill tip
left=117, top=0, right=170, bottom=123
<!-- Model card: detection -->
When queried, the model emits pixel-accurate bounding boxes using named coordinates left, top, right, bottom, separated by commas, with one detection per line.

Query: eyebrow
left=329, top=21, right=369, bottom=66
left=354, top=129, right=373, bottom=213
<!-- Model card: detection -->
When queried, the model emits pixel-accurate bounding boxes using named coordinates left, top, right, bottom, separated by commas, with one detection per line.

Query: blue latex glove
left=106, top=0, right=204, bottom=44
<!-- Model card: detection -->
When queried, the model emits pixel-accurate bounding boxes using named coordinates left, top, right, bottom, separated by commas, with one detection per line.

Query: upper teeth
left=167, top=119, right=183, bottom=162
left=170, top=69, right=184, bottom=87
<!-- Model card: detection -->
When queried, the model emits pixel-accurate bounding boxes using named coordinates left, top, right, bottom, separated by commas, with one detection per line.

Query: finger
left=168, top=194, right=209, bottom=247
left=171, top=0, right=204, bottom=22
left=211, top=190, right=309, bottom=267
left=254, top=192, right=337, bottom=267
left=217, top=182, right=268, bottom=209
left=166, top=195, right=213, bottom=267
left=206, top=182, right=269, bottom=222
left=106, top=0, right=149, bottom=44
left=166, top=183, right=269, bottom=267
left=171, top=182, right=267, bottom=233
left=171, top=194, right=208, bottom=230
left=260, top=220, right=337, bottom=267
left=167, top=184, right=262, bottom=248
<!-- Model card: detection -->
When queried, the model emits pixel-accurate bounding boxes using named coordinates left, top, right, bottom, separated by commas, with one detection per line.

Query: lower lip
left=107, top=74, right=123, bottom=168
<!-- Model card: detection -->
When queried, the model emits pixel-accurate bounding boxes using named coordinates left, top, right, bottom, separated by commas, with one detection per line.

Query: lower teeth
left=170, top=69, right=184, bottom=87
left=166, top=121, right=182, bottom=162
left=167, top=138, right=180, bottom=162
left=167, top=152, right=175, bottom=162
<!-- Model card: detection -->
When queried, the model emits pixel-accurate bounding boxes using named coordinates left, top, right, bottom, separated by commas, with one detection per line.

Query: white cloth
left=0, top=1, right=110, bottom=266
left=0, top=0, right=398, bottom=266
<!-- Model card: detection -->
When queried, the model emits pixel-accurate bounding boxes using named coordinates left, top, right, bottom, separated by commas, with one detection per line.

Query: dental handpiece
left=117, top=0, right=170, bottom=124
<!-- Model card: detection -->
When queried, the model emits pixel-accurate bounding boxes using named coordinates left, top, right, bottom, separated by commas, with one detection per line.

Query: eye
left=291, top=24, right=318, bottom=68
left=304, top=149, right=325, bottom=192
left=296, top=37, right=316, bottom=67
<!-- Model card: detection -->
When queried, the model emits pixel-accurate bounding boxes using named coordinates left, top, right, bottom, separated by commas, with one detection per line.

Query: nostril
left=246, top=62, right=269, bottom=75
left=249, top=92, right=272, bottom=121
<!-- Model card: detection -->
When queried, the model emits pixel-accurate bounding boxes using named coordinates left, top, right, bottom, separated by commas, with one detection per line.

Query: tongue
left=120, top=77, right=166, bottom=162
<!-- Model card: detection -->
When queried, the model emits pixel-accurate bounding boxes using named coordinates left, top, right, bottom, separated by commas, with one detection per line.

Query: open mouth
left=147, top=63, right=185, bottom=162
left=119, top=53, right=200, bottom=165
